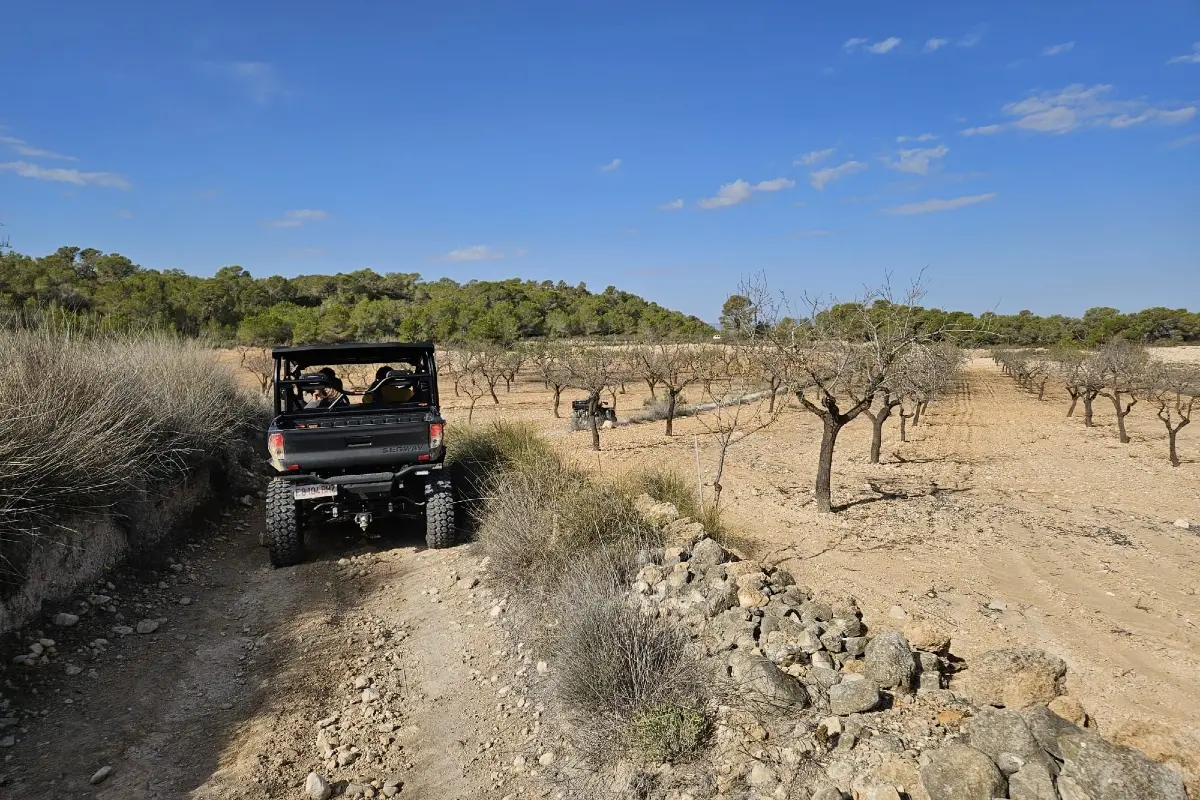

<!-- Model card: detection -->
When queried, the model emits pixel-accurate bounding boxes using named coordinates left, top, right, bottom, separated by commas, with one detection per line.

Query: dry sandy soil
left=4, top=346, right=1196, bottom=797
left=442, top=352, right=1200, bottom=762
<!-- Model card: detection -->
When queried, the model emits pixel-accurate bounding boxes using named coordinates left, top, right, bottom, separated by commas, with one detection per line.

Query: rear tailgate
left=280, top=411, right=431, bottom=472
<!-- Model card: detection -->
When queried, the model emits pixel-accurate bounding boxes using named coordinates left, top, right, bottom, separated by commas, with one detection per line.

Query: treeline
left=721, top=296, right=1200, bottom=347
left=0, top=246, right=714, bottom=344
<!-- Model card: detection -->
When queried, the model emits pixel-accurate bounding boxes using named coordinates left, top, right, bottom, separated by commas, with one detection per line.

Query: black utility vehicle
left=264, top=342, right=453, bottom=566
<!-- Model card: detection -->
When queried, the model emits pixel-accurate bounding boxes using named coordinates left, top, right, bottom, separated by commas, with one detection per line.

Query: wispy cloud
left=957, top=32, right=982, bottom=48
left=788, top=229, right=833, bottom=238
left=0, top=160, right=130, bottom=189
left=1166, top=133, right=1200, bottom=149
left=1042, top=41, right=1075, bottom=56
left=600, top=158, right=622, bottom=172
left=209, top=61, right=285, bottom=103
left=698, top=177, right=795, bottom=209
left=809, top=160, right=867, bottom=190
left=924, top=38, right=949, bottom=53
left=435, top=245, right=512, bottom=262
left=1167, top=42, right=1200, bottom=65
left=866, top=37, right=902, bottom=54
left=961, top=124, right=1004, bottom=136
left=263, top=209, right=329, bottom=228
left=845, top=37, right=901, bottom=54
left=657, top=198, right=684, bottom=211
left=795, top=148, right=835, bottom=166
left=997, top=84, right=1196, bottom=134
left=0, top=135, right=77, bottom=161
left=896, top=133, right=937, bottom=143
left=884, top=192, right=997, bottom=215
left=884, top=144, right=950, bottom=175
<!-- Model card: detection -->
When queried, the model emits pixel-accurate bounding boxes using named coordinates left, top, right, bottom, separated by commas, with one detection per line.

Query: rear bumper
left=279, top=462, right=443, bottom=487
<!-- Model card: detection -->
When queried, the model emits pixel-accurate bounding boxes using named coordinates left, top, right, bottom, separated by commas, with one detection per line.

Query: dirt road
left=3, top=507, right=542, bottom=799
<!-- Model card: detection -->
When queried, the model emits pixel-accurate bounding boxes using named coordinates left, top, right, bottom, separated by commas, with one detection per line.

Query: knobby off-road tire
left=425, top=482, right=456, bottom=550
left=266, top=479, right=305, bottom=567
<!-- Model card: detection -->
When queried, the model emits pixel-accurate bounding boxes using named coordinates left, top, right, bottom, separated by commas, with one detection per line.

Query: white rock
left=987, top=599, right=1008, bottom=612
left=179, top=597, right=192, bottom=606
left=305, top=771, right=332, bottom=800
left=488, top=605, right=504, bottom=618
left=90, top=765, right=113, bottom=785
left=362, top=687, right=381, bottom=703
left=65, top=665, right=83, bottom=677
left=887, top=605, right=907, bottom=620
left=112, top=625, right=134, bottom=636
left=354, top=675, right=370, bottom=689
left=536, top=661, right=549, bottom=675
left=54, top=613, right=80, bottom=627
left=538, top=750, right=556, bottom=766
left=1174, top=519, right=1191, bottom=530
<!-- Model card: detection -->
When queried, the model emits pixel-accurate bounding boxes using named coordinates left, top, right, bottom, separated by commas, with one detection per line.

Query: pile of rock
left=616, top=530, right=1190, bottom=800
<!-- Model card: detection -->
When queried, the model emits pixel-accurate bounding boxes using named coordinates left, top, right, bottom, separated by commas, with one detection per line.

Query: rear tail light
left=268, top=433, right=286, bottom=471
left=429, top=423, right=444, bottom=450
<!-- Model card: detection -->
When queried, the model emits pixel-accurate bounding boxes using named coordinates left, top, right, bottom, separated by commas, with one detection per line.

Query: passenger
left=304, top=368, right=346, bottom=409
left=363, top=366, right=415, bottom=405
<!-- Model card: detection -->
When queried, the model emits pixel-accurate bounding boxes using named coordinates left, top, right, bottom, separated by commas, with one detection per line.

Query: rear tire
left=266, top=479, right=305, bottom=567
left=425, top=482, right=456, bottom=549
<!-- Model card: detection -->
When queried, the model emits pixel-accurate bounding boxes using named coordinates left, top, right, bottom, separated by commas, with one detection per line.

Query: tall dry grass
left=0, top=319, right=264, bottom=591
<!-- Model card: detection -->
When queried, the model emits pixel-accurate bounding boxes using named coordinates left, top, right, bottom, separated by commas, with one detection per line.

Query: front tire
left=266, top=479, right=305, bottom=566
left=425, top=482, right=456, bottom=549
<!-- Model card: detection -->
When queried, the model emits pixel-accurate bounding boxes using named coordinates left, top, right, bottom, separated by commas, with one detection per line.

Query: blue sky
left=1, top=1, right=1198, bottom=321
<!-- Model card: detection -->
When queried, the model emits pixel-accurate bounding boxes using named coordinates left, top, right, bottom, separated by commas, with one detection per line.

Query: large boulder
left=919, top=744, right=1007, bottom=800
left=950, top=648, right=1066, bottom=709
left=1058, top=732, right=1187, bottom=800
left=864, top=632, right=915, bottom=690
left=965, top=707, right=1044, bottom=769
left=733, top=654, right=810, bottom=710
left=1007, top=761, right=1058, bottom=800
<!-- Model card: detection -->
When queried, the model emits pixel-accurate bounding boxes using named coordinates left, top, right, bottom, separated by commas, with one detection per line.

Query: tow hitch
left=354, top=512, right=372, bottom=531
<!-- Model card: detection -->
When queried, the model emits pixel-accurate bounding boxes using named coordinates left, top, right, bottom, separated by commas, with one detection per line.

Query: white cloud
left=844, top=37, right=869, bottom=51
left=795, top=148, right=835, bottom=166
left=788, top=229, right=833, bottom=238
left=1166, top=133, right=1200, bottom=149
left=884, top=192, right=997, bottom=215
left=658, top=198, right=684, bottom=211
left=924, top=38, right=949, bottom=53
left=998, top=83, right=1195, bottom=134
left=896, top=133, right=937, bottom=143
left=698, top=177, right=794, bottom=209
left=885, top=144, right=950, bottom=175
left=600, top=158, right=622, bottom=172
left=0, top=136, right=77, bottom=161
left=211, top=61, right=285, bottom=103
left=809, top=160, right=868, bottom=190
left=436, top=245, right=508, bottom=262
left=0, top=160, right=130, bottom=189
left=753, top=177, right=795, bottom=191
left=263, top=209, right=329, bottom=228
left=866, top=37, right=902, bottom=54
left=961, top=124, right=1004, bottom=136
left=1167, top=42, right=1200, bottom=65
left=1042, top=42, right=1075, bottom=56
left=958, top=33, right=981, bottom=48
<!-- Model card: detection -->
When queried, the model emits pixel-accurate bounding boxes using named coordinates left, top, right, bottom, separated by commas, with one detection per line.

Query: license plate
left=294, top=484, right=337, bottom=500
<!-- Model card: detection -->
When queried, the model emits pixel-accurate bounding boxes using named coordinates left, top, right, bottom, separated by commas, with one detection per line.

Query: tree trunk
left=768, top=379, right=780, bottom=413
left=589, top=392, right=601, bottom=451
left=1168, top=427, right=1180, bottom=467
left=869, top=404, right=894, bottom=464
left=1066, top=389, right=1079, bottom=417
left=646, top=379, right=657, bottom=399
left=1083, top=393, right=1095, bottom=426
left=1037, top=378, right=1047, bottom=401
left=899, top=412, right=909, bottom=442
left=815, top=415, right=842, bottom=513
left=912, top=402, right=922, bottom=427
left=552, top=386, right=562, bottom=418
left=503, top=376, right=512, bottom=392
left=1104, top=392, right=1135, bottom=444
left=488, top=383, right=499, bottom=404
left=467, top=397, right=478, bottom=424
left=665, top=389, right=680, bottom=437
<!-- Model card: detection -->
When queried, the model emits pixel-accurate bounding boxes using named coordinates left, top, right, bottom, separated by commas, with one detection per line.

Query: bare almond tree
left=455, top=351, right=490, bottom=424
left=633, top=343, right=706, bottom=436
left=564, top=345, right=622, bottom=451
left=531, top=343, right=572, bottom=417
left=499, top=348, right=526, bottom=393
left=747, top=275, right=949, bottom=513
left=236, top=346, right=274, bottom=395
left=1144, top=361, right=1198, bottom=467
left=1096, top=339, right=1149, bottom=444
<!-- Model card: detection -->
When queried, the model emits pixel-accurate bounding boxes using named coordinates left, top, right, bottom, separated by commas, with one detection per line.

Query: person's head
left=375, top=366, right=393, bottom=382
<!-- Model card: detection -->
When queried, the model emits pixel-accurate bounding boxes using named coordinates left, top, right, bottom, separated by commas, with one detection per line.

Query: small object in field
left=888, top=604, right=907, bottom=620
left=53, top=612, right=80, bottom=627
left=135, top=619, right=159, bottom=634
left=305, top=771, right=332, bottom=800
left=987, top=599, right=1008, bottom=612
left=90, top=765, right=113, bottom=785
left=1174, top=518, right=1191, bottom=530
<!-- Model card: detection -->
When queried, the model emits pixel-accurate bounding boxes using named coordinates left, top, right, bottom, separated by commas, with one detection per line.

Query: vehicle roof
left=271, top=341, right=436, bottom=367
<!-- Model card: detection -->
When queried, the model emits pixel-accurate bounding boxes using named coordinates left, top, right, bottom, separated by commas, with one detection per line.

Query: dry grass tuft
left=622, top=466, right=725, bottom=536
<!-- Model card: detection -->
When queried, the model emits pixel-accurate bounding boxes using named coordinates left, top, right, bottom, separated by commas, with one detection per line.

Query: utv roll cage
left=270, top=342, right=441, bottom=416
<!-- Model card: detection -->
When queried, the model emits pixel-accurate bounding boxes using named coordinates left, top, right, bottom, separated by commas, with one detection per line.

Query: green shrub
left=625, top=704, right=712, bottom=762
